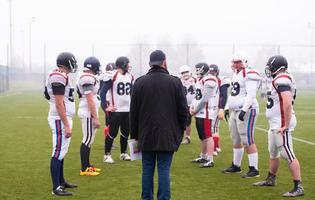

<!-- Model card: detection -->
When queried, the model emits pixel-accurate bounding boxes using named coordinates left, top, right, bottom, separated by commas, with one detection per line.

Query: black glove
left=238, top=110, right=246, bottom=121
left=224, top=110, right=230, bottom=122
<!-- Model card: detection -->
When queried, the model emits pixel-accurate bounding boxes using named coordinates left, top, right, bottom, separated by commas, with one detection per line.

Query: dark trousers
left=105, top=112, right=130, bottom=154
left=141, top=151, right=174, bottom=200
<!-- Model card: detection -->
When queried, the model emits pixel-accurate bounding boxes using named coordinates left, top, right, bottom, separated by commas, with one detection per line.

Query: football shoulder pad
left=245, top=69, right=261, bottom=81
left=49, top=70, right=68, bottom=86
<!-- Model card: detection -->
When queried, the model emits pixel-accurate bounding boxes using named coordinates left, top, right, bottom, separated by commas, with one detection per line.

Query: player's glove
left=224, top=110, right=230, bottom=122
left=238, top=110, right=246, bottom=121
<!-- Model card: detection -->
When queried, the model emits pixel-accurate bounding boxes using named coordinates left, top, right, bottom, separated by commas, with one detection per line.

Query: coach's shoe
left=80, top=168, right=100, bottom=176
left=120, top=153, right=131, bottom=161
left=283, top=183, right=304, bottom=197
left=253, top=173, right=276, bottom=186
left=89, top=166, right=101, bottom=172
left=242, top=166, right=260, bottom=178
left=103, top=155, right=114, bottom=164
left=200, top=161, right=214, bottom=168
left=52, top=186, right=72, bottom=196
left=222, top=163, right=242, bottom=173
left=191, top=157, right=208, bottom=163
left=61, top=181, right=78, bottom=189
left=181, top=137, right=191, bottom=145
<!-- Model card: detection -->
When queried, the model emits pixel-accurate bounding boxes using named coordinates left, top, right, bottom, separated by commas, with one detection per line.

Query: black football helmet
left=105, top=62, right=117, bottom=71
left=265, top=55, right=288, bottom=78
left=195, top=62, right=209, bottom=78
left=57, top=52, right=78, bottom=73
left=84, top=56, right=101, bottom=74
left=116, top=56, right=129, bottom=74
left=209, top=64, right=219, bottom=77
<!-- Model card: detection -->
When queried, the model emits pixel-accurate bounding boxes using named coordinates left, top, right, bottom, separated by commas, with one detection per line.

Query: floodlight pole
left=8, top=0, right=13, bottom=90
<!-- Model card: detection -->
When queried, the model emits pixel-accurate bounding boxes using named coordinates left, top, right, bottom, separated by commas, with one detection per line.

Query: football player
left=253, top=55, right=304, bottom=197
left=222, top=52, right=261, bottom=178
left=208, top=64, right=230, bottom=155
left=44, top=52, right=78, bottom=196
left=100, top=56, right=134, bottom=163
left=77, top=56, right=102, bottom=176
left=179, top=65, right=196, bottom=144
left=190, top=62, right=219, bottom=168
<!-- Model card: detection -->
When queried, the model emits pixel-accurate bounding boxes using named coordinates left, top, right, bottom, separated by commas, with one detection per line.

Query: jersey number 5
left=117, top=82, right=132, bottom=95
left=266, top=91, right=274, bottom=109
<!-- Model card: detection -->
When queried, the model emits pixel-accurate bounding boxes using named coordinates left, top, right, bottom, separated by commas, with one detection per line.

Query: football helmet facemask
left=56, top=52, right=78, bottom=73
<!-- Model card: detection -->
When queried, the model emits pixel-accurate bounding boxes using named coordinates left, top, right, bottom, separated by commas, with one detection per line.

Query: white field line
left=255, top=127, right=315, bottom=146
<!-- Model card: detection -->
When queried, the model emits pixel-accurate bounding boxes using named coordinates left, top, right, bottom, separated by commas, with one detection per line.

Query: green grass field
left=0, top=91, right=314, bottom=200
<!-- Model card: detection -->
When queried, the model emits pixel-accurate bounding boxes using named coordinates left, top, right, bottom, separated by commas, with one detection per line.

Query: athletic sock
left=293, top=180, right=301, bottom=188
left=105, top=136, right=114, bottom=155
left=87, top=146, right=91, bottom=167
left=80, top=143, right=89, bottom=171
left=59, top=159, right=65, bottom=184
left=206, top=154, right=213, bottom=162
left=233, top=148, right=244, bottom=167
left=50, top=157, right=61, bottom=190
left=248, top=152, right=258, bottom=170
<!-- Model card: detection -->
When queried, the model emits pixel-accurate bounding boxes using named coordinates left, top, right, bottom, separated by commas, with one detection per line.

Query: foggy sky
left=0, top=0, right=314, bottom=67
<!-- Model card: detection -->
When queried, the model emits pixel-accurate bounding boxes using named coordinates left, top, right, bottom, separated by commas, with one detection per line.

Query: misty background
left=0, top=0, right=315, bottom=92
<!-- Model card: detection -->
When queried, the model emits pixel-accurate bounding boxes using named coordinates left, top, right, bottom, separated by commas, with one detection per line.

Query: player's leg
left=222, top=110, right=243, bottom=173
left=280, top=130, right=304, bottom=197
left=191, top=117, right=207, bottom=163
left=212, top=116, right=220, bottom=155
left=104, top=112, right=120, bottom=163
left=182, top=113, right=192, bottom=144
left=238, top=108, right=259, bottom=178
left=120, top=112, right=131, bottom=161
left=200, top=119, right=214, bottom=168
left=253, top=129, right=279, bottom=186
left=49, top=118, right=73, bottom=196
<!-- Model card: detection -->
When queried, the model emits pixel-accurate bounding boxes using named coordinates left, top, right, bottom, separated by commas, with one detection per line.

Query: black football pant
left=105, top=112, right=130, bottom=154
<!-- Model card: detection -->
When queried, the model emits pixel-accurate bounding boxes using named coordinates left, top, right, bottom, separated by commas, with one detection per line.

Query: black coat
left=130, top=66, right=189, bottom=152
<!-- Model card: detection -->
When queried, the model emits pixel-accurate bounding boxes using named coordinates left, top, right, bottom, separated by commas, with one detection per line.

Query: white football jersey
left=265, top=72, right=296, bottom=130
left=181, top=76, right=197, bottom=107
left=76, top=71, right=100, bottom=118
left=44, top=69, right=75, bottom=118
left=227, top=68, right=261, bottom=110
left=102, top=70, right=134, bottom=112
left=193, top=74, right=219, bottom=119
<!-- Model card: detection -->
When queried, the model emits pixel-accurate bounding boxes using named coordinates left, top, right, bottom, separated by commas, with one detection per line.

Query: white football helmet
left=232, top=51, right=249, bottom=67
left=179, top=65, right=191, bottom=80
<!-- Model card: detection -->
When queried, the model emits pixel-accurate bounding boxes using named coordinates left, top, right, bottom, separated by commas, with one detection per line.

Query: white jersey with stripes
left=193, top=74, right=219, bottom=119
left=227, top=67, right=261, bottom=111
left=45, top=69, right=75, bottom=119
left=181, top=76, right=197, bottom=107
left=76, top=71, right=100, bottom=118
left=102, top=70, right=134, bottom=112
left=266, top=72, right=296, bottom=130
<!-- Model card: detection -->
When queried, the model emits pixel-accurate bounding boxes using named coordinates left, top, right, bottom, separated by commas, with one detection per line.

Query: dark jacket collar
left=147, top=66, right=169, bottom=75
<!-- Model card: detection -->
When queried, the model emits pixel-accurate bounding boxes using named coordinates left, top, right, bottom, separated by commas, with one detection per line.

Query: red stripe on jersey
left=242, top=68, right=246, bottom=78
left=49, top=72, right=68, bottom=86
left=277, top=92, right=285, bottom=127
left=130, top=74, right=134, bottom=83
left=110, top=71, right=119, bottom=106
left=273, top=74, right=292, bottom=83
left=247, top=71, right=260, bottom=76
left=112, top=71, right=119, bottom=82
left=204, top=78, right=217, bottom=83
left=80, top=74, right=96, bottom=85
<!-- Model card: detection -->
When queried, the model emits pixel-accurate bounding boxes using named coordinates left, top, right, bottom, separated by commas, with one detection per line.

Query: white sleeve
left=194, top=83, right=213, bottom=113
left=242, top=79, right=259, bottom=112
left=79, top=75, right=96, bottom=94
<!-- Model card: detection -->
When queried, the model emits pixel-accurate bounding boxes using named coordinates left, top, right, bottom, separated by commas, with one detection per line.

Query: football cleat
left=181, top=137, right=191, bottom=145
left=213, top=151, right=218, bottom=156
left=200, top=161, right=214, bottom=168
left=191, top=157, right=208, bottom=163
left=80, top=168, right=100, bottom=176
left=216, top=147, right=222, bottom=153
left=242, top=166, right=260, bottom=178
left=283, top=184, right=304, bottom=197
left=120, top=153, right=131, bottom=161
left=61, top=181, right=78, bottom=189
left=103, top=155, right=114, bottom=164
left=253, top=174, right=276, bottom=186
left=222, top=163, right=242, bottom=173
left=52, top=186, right=72, bottom=196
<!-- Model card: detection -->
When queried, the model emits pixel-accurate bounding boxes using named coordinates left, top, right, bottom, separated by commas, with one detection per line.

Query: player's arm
left=99, top=80, right=113, bottom=112
left=218, top=83, right=230, bottom=120
left=53, top=83, right=72, bottom=138
left=277, top=85, right=293, bottom=134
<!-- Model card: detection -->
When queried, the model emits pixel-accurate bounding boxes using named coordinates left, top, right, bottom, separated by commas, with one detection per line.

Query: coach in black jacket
left=130, top=50, right=188, bottom=200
